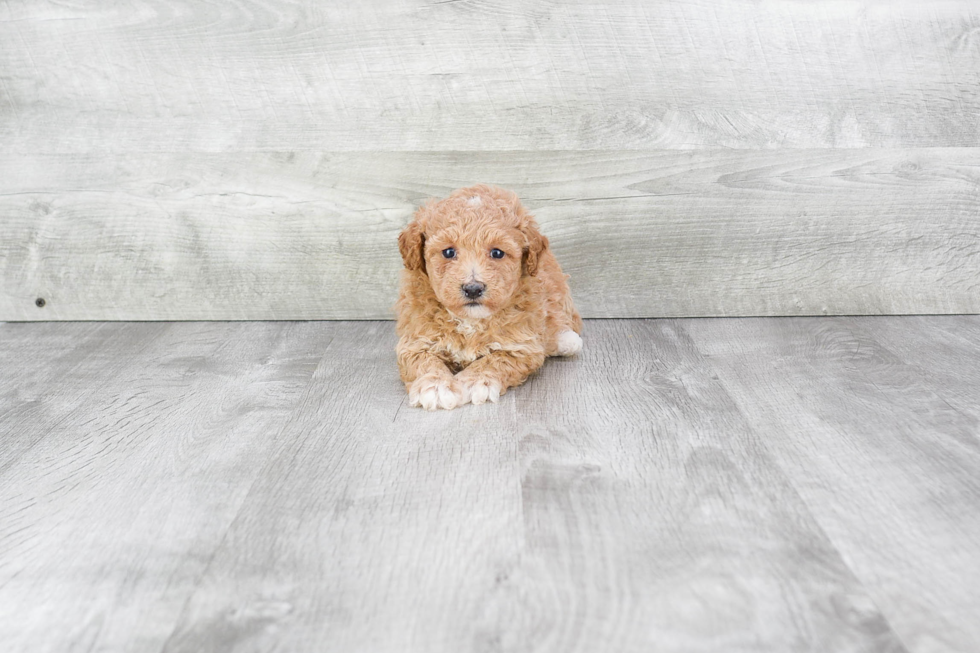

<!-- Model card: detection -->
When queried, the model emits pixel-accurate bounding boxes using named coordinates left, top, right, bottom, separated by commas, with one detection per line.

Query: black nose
left=462, top=282, right=485, bottom=299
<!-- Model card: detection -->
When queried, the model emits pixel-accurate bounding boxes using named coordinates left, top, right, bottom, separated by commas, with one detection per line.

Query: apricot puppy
left=396, top=184, right=582, bottom=410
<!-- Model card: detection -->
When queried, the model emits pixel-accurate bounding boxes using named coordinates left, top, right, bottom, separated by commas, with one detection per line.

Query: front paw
left=408, top=375, right=463, bottom=411
left=457, top=376, right=502, bottom=405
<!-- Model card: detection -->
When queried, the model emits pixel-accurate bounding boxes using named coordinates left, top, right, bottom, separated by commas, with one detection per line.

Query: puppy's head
left=399, top=185, right=548, bottom=319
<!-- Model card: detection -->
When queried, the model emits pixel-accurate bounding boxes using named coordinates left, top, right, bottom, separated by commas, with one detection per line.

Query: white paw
left=458, top=377, right=501, bottom=406
left=408, top=376, right=462, bottom=411
left=555, top=330, right=583, bottom=356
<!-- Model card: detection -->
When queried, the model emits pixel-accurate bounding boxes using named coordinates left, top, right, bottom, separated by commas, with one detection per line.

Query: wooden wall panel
left=1, top=1, right=979, bottom=152
left=2, top=150, right=977, bottom=320
left=1, top=1, right=978, bottom=319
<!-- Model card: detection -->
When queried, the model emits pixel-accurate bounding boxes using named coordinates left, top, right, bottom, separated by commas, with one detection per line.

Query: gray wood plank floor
left=1, top=318, right=977, bottom=652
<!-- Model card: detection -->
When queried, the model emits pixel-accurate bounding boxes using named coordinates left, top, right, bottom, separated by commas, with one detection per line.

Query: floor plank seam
left=699, top=364, right=917, bottom=653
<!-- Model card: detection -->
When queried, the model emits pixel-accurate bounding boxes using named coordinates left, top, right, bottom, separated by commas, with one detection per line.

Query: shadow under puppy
left=396, top=184, right=582, bottom=410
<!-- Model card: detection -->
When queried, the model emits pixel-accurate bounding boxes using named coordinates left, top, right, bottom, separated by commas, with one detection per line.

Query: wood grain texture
left=2, top=1, right=979, bottom=152
left=160, top=322, right=532, bottom=653
left=2, top=148, right=978, bottom=320
left=165, top=318, right=903, bottom=652
left=0, top=320, right=333, bottom=652
left=3, top=1, right=978, bottom=320
left=504, top=319, right=905, bottom=652
left=687, top=316, right=980, bottom=653
left=2, top=319, right=944, bottom=652
left=839, top=315, right=980, bottom=425
left=0, top=321, right=170, bottom=471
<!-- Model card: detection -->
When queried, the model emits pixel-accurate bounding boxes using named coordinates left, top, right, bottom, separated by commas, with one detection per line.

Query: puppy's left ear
left=398, top=219, right=426, bottom=274
left=522, top=223, right=549, bottom=277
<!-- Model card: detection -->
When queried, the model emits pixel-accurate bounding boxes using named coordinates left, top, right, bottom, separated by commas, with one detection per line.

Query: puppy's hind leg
left=554, top=329, right=583, bottom=356
left=544, top=273, right=583, bottom=356
left=546, top=302, right=583, bottom=357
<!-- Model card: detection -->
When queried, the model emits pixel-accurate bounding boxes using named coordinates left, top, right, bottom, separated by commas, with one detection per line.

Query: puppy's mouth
left=461, top=302, right=492, bottom=319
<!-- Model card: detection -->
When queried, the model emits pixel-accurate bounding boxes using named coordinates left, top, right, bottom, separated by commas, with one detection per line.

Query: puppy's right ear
left=398, top=219, right=426, bottom=273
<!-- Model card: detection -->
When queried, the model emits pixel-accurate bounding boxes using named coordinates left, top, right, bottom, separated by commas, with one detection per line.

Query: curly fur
left=396, top=184, right=582, bottom=410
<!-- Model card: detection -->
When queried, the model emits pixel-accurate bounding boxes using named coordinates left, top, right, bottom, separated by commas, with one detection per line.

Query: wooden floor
left=1, top=317, right=978, bottom=653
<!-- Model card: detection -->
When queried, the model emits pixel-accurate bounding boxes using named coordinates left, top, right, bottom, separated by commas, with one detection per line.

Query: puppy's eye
left=490, top=248, right=505, bottom=259
left=442, top=248, right=456, bottom=259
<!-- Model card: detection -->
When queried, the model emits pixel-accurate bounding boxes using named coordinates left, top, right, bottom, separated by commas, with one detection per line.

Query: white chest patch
left=453, top=316, right=487, bottom=337
left=446, top=317, right=496, bottom=368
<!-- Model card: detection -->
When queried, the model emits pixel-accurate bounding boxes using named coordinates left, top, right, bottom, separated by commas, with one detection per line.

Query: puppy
left=396, top=184, right=582, bottom=410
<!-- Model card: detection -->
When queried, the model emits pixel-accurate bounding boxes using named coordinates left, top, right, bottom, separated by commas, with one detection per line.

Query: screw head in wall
left=35, top=298, right=46, bottom=308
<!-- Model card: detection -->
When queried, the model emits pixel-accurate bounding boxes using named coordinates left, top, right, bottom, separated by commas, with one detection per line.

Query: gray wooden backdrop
left=2, top=1, right=978, bottom=320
